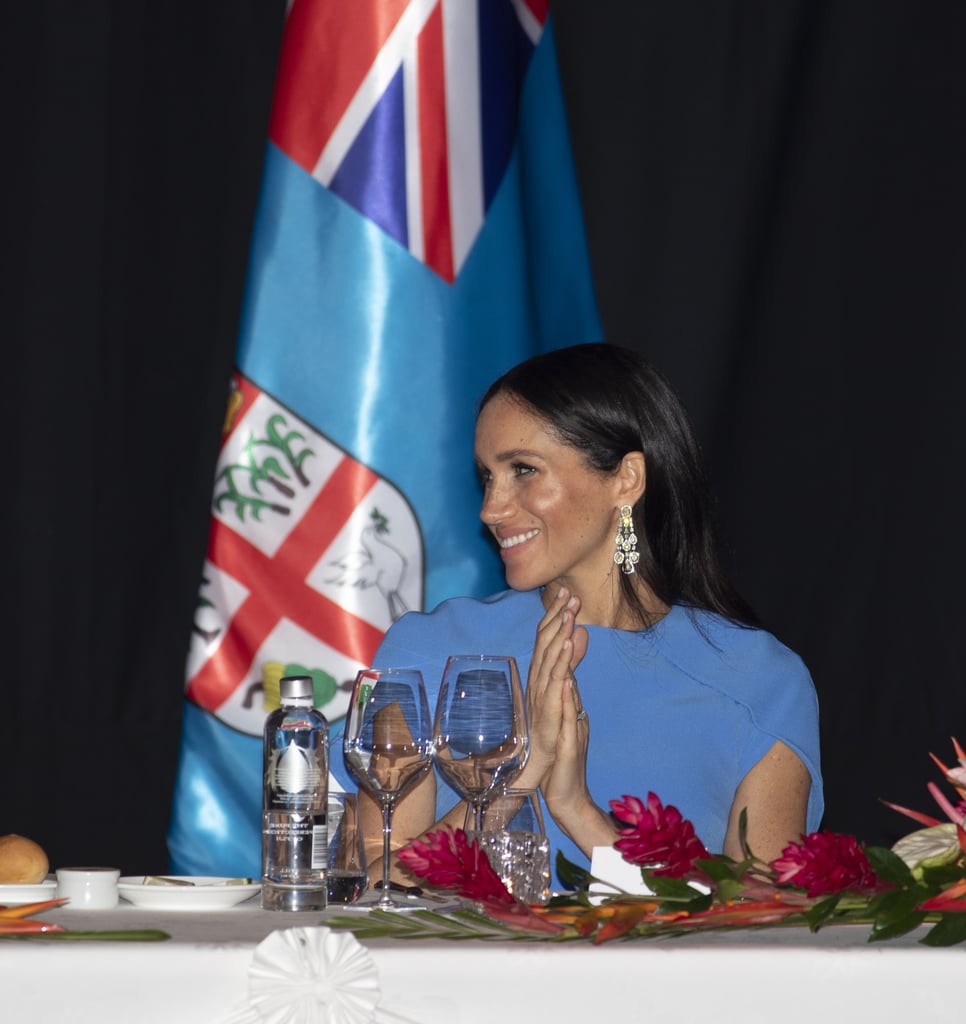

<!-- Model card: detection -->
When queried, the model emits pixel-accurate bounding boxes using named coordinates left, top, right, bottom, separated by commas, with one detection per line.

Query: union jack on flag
left=270, top=0, right=550, bottom=282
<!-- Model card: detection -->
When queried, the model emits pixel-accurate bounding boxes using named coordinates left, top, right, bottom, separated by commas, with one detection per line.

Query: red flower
left=770, top=831, right=882, bottom=897
left=610, top=793, right=709, bottom=878
left=397, top=826, right=514, bottom=904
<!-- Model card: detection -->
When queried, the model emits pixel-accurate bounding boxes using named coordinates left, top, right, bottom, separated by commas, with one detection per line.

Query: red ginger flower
left=397, top=826, right=562, bottom=934
left=770, top=831, right=882, bottom=897
left=396, top=826, right=514, bottom=904
left=610, top=793, right=709, bottom=878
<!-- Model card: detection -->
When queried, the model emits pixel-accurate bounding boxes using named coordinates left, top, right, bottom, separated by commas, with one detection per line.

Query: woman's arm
left=722, top=739, right=811, bottom=863
left=356, top=769, right=461, bottom=887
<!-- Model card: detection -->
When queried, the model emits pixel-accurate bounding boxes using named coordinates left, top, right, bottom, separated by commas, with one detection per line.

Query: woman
left=344, top=344, right=822, bottom=886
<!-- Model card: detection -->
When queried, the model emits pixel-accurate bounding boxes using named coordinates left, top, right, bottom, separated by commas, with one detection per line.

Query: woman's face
left=474, top=394, right=623, bottom=595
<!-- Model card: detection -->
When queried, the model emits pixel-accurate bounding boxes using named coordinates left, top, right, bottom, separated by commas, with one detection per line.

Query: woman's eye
left=512, top=462, right=535, bottom=477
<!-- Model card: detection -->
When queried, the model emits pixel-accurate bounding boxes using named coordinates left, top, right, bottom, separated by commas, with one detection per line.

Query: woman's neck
left=541, top=575, right=669, bottom=631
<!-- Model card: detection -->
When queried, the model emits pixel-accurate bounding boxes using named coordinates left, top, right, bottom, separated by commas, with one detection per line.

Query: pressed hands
left=515, top=586, right=617, bottom=856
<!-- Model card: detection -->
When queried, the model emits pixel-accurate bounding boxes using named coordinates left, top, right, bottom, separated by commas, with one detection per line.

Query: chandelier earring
left=613, top=504, right=640, bottom=574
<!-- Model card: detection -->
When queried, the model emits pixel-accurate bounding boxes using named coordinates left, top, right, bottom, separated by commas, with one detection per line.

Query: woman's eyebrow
left=490, top=448, right=544, bottom=462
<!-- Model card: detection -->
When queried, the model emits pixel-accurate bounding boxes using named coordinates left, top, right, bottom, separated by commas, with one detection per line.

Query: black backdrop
left=6, top=2, right=965, bottom=873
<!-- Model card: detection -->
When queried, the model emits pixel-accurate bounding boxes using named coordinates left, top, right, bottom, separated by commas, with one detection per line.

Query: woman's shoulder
left=651, top=605, right=814, bottom=697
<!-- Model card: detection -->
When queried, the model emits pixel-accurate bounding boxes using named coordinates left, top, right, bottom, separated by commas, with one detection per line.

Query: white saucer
left=0, top=879, right=57, bottom=904
left=117, top=876, right=261, bottom=911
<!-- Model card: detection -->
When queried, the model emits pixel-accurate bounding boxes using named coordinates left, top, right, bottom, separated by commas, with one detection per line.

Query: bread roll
left=0, top=834, right=49, bottom=884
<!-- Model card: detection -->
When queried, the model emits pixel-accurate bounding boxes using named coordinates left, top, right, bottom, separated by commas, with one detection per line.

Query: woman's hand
left=516, top=587, right=588, bottom=790
left=540, top=668, right=617, bottom=857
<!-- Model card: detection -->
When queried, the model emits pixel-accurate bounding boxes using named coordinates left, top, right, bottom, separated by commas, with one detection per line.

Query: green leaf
left=867, top=885, right=925, bottom=919
left=918, top=863, right=966, bottom=889
left=714, top=878, right=747, bottom=904
left=866, top=885, right=930, bottom=943
left=546, top=892, right=588, bottom=909
left=864, top=845, right=915, bottom=887
left=736, top=807, right=753, bottom=859
left=1, top=930, right=170, bottom=942
left=869, top=912, right=927, bottom=942
left=326, top=908, right=570, bottom=943
left=645, top=875, right=702, bottom=901
left=920, top=913, right=966, bottom=947
left=555, top=851, right=594, bottom=891
left=695, top=857, right=738, bottom=884
left=805, top=892, right=843, bottom=929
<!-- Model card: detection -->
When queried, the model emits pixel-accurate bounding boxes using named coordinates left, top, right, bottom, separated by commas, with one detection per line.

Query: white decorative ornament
left=222, top=926, right=400, bottom=1024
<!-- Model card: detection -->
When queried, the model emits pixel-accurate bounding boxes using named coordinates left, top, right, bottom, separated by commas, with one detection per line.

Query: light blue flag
left=168, top=0, right=600, bottom=877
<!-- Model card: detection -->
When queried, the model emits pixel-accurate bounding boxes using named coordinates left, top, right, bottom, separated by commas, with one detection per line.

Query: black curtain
left=4, top=3, right=286, bottom=872
left=5, top=2, right=964, bottom=872
left=552, top=0, right=966, bottom=845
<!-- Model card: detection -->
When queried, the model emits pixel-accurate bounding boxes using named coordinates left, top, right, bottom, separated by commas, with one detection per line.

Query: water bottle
left=261, top=674, right=329, bottom=911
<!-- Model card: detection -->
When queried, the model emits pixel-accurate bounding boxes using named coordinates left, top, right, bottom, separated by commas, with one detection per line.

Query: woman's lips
left=497, top=528, right=539, bottom=556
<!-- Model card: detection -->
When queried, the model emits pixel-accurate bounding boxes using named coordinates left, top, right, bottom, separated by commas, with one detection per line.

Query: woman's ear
left=616, top=452, right=646, bottom=506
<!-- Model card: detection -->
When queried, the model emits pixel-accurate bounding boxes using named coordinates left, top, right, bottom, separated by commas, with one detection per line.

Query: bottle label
left=272, top=740, right=323, bottom=794
left=262, top=811, right=328, bottom=884
left=311, top=824, right=327, bottom=870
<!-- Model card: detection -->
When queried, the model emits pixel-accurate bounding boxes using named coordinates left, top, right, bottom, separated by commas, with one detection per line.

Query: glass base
left=261, top=882, right=328, bottom=912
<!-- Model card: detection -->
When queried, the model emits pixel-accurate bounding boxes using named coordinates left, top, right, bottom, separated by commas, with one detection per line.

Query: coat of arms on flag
left=186, top=371, right=424, bottom=737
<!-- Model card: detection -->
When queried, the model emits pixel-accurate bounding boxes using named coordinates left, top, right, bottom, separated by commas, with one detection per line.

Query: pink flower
left=610, top=793, right=709, bottom=878
left=770, top=831, right=882, bottom=897
left=396, top=826, right=514, bottom=904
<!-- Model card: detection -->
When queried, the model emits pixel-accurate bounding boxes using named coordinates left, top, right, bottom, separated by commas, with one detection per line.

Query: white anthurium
left=892, top=823, right=961, bottom=874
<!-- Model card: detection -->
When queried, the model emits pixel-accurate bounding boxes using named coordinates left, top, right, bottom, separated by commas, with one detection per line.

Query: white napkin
left=589, top=845, right=655, bottom=897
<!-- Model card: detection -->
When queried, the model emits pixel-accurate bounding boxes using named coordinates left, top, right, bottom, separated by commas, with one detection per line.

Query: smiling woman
left=333, top=344, right=823, bottom=889
left=475, top=393, right=633, bottom=602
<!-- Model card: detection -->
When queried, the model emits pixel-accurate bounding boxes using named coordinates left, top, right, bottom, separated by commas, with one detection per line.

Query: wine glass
left=433, top=655, right=528, bottom=833
left=343, top=668, right=434, bottom=909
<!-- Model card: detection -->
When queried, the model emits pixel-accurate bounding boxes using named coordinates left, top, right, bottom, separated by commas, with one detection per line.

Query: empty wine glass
left=433, top=655, right=528, bottom=833
left=343, top=668, right=434, bottom=909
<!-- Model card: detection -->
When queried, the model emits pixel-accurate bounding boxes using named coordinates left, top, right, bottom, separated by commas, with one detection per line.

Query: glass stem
left=380, top=796, right=394, bottom=905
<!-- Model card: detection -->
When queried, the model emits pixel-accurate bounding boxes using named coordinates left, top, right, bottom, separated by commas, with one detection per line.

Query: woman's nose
left=480, top=481, right=511, bottom=524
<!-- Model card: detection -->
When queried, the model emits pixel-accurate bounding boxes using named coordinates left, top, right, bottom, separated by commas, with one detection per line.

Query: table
left=2, top=896, right=962, bottom=1023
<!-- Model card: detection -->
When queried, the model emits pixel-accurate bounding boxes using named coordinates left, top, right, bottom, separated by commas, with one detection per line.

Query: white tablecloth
left=2, top=897, right=962, bottom=1023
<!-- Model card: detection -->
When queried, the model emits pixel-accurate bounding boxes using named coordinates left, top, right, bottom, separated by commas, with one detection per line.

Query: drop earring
left=613, top=504, right=639, bottom=574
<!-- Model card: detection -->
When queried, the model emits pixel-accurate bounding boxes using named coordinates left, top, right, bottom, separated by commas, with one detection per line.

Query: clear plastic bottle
left=261, top=674, right=329, bottom=911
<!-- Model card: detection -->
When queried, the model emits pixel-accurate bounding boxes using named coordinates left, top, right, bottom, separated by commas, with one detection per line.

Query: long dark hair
left=479, top=343, right=758, bottom=628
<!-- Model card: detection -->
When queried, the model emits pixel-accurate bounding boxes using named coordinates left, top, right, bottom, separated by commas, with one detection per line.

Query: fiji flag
left=168, top=0, right=601, bottom=877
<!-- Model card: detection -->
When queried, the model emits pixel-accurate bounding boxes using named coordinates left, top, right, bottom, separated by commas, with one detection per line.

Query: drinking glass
left=464, top=787, right=550, bottom=905
left=326, top=792, right=368, bottom=904
left=343, top=668, right=434, bottom=909
left=433, top=655, right=528, bottom=833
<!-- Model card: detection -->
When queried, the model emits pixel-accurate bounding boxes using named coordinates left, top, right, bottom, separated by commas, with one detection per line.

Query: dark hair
left=479, top=343, right=758, bottom=628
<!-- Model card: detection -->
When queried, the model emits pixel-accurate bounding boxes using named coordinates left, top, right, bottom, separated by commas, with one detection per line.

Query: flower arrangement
left=336, top=737, right=966, bottom=946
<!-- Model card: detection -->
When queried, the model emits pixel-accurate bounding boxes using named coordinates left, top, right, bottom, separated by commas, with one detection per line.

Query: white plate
left=0, top=879, right=57, bottom=905
left=117, top=876, right=261, bottom=911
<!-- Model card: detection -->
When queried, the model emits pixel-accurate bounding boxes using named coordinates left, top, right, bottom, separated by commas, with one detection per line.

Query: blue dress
left=332, top=588, right=823, bottom=887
